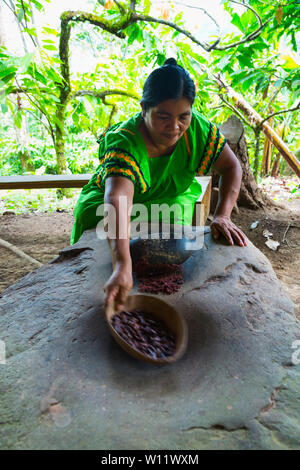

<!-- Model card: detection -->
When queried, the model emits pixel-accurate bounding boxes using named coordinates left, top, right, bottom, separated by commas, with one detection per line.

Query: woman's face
left=141, top=97, right=192, bottom=147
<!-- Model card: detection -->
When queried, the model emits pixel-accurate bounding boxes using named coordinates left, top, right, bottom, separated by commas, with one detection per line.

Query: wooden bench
left=0, top=174, right=212, bottom=225
left=0, top=174, right=92, bottom=189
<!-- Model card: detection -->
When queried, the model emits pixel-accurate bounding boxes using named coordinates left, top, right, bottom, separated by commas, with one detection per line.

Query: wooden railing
left=0, top=174, right=212, bottom=225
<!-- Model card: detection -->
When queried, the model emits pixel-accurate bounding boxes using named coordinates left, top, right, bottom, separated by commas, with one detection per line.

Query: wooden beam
left=192, top=176, right=212, bottom=226
left=0, top=174, right=213, bottom=227
left=0, top=174, right=91, bottom=190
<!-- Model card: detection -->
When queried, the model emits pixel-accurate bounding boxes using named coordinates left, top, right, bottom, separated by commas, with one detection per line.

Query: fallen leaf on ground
left=263, top=229, right=273, bottom=238
left=265, top=239, right=280, bottom=251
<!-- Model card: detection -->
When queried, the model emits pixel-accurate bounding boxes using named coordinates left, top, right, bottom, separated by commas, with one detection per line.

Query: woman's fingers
left=212, top=223, right=233, bottom=245
left=115, top=286, right=129, bottom=311
left=230, top=228, right=245, bottom=247
left=222, top=226, right=234, bottom=245
left=211, top=217, right=248, bottom=247
left=104, top=279, right=131, bottom=311
left=211, top=225, right=220, bottom=240
left=104, top=285, right=118, bottom=307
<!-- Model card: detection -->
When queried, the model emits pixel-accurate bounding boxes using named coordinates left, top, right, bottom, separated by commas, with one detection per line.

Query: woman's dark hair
left=141, top=58, right=196, bottom=112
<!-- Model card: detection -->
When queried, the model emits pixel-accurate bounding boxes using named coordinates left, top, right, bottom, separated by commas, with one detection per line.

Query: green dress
left=70, top=109, right=226, bottom=245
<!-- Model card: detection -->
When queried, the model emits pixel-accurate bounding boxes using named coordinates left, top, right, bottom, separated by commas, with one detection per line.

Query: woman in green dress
left=70, top=58, right=247, bottom=310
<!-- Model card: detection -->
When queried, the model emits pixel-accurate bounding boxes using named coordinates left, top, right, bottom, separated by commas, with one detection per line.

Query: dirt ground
left=0, top=189, right=299, bottom=320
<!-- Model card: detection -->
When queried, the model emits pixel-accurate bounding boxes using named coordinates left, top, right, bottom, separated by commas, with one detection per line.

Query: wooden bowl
left=105, top=294, right=188, bottom=365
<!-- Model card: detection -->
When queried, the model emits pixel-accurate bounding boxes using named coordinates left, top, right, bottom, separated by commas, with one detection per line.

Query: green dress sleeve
left=188, top=110, right=227, bottom=176
left=95, top=120, right=150, bottom=194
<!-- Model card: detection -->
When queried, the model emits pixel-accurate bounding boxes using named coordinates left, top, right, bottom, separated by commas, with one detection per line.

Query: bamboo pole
left=261, top=117, right=272, bottom=175
left=215, top=76, right=300, bottom=178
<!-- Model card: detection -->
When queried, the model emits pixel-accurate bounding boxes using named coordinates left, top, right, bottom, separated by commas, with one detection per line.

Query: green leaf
left=241, top=77, right=256, bottom=92
left=291, top=32, right=297, bottom=52
left=0, top=65, right=17, bottom=83
left=1, top=102, right=8, bottom=113
left=17, top=8, right=25, bottom=23
left=46, top=68, right=63, bottom=84
left=174, top=12, right=183, bottom=22
left=126, top=24, right=144, bottom=45
left=231, top=13, right=244, bottom=33
left=144, top=0, right=151, bottom=15
left=14, top=110, right=23, bottom=129
left=33, top=69, right=48, bottom=85
left=43, top=27, right=59, bottom=36
left=237, top=54, right=253, bottom=68
left=31, top=0, right=44, bottom=11
left=240, top=10, right=254, bottom=30
left=43, top=45, right=57, bottom=51
left=281, top=55, right=299, bottom=70
left=23, top=27, right=37, bottom=37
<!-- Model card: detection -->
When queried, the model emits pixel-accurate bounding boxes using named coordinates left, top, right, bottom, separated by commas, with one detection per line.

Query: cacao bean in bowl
left=105, top=294, right=188, bottom=365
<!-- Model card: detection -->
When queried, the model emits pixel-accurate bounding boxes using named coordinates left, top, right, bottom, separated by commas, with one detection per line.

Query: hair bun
left=163, top=58, right=177, bottom=67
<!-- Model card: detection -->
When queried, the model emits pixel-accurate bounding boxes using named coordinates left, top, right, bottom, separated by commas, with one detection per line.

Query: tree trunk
left=219, top=115, right=272, bottom=209
left=55, top=19, right=72, bottom=197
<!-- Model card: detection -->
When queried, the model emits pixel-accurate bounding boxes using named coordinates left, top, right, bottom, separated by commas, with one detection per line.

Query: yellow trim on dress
left=101, top=151, right=147, bottom=193
left=96, top=150, right=148, bottom=193
left=199, top=124, right=217, bottom=175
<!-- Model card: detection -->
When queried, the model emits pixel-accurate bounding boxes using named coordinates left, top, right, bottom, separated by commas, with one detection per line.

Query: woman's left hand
left=211, top=215, right=248, bottom=247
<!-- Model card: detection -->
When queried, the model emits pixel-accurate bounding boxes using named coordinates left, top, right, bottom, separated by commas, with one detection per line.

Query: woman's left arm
left=210, top=143, right=248, bottom=247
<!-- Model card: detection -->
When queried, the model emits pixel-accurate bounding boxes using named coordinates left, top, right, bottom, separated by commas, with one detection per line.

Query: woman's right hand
left=103, top=261, right=133, bottom=312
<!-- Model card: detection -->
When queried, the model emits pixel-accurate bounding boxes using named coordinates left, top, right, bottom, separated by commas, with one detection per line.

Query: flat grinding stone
left=0, top=227, right=300, bottom=450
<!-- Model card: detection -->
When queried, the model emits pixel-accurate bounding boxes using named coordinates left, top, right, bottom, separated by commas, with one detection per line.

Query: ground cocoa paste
left=112, top=308, right=176, bottom=359
left=134, top=257, right=184, bottom=295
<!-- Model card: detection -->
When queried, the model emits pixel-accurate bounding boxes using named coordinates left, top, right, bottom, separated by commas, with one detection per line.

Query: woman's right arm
left=103, top=176, right=134, bottom=311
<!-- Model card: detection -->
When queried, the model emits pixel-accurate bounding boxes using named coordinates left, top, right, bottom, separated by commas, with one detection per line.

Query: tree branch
left=214, top=19, right=270, bottom=50
left=22, top=106, right=54, bottom=139
left=218, top=93, right=252, bottom=128
left=264, top=87, right=280, bottom=113
left=70, top=89, right=140, bottom=102
left=113, top=0, right=126, bottom=14
left=213, top=0, right=271, bottom=51
left=2, top=0, right=16, bottom=17
left=229, top=0, right=262, bottom=27
left=20, top=0, right=29, bottom=30
left=60, top=11, right=130, bottom=39
left=260, top=101, right=300, bottom=126
left=156, top=1, right=220, bottom=35
left=15, top=79, right=56, bottom=146
left=130, top=0, right=137, bottom=12
left=102, top=96, right=118, bottom=129
left=133, top=13, right=211, bottom=50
